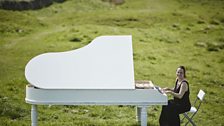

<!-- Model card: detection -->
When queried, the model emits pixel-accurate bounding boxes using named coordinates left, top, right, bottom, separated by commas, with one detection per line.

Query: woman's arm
left=165, top=82, right=188, bottom=99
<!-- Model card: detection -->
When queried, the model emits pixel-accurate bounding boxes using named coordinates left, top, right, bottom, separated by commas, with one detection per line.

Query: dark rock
left=0, top=0, right=65, bottom=10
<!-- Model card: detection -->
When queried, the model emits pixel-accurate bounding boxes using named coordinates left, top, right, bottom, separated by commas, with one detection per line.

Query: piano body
left=25, top=35, right=167, bottom=126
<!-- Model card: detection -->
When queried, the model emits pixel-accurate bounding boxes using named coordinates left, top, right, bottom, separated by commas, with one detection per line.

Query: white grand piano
left=25, top=35, right=167, bottom=126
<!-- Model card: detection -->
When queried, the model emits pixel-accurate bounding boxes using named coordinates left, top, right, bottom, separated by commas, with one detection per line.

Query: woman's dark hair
left=179, top=66, right=186, bottom=78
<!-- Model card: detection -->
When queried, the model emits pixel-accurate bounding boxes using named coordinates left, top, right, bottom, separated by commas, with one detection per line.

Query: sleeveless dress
left=159, top=80, right=191, bottom=126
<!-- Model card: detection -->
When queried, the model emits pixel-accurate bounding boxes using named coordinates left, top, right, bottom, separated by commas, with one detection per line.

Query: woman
left=159, top=66, right=191, bottom=126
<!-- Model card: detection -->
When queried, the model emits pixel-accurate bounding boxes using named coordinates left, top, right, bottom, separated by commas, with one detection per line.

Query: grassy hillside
left=0, top=0, right=224, bottom=125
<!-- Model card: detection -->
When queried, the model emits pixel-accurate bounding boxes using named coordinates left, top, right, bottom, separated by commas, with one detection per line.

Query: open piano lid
left=25, top=35, right=135, bottom=89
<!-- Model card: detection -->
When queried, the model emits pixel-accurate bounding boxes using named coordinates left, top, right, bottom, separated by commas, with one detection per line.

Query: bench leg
left=31, top=105, right=38, bottom=126
left=140, top=106, right=147, bottom=126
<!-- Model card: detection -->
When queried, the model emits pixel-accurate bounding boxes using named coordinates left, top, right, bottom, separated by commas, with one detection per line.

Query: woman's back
left=174, top=80, right=191, bottom=113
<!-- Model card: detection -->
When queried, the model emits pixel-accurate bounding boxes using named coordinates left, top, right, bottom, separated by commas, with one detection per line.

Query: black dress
left=159, top=80, right=191, bottom=126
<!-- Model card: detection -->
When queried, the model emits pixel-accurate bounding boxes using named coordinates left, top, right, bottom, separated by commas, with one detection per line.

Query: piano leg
left=140, top=106, right=148, bottom=126
left=31, top=105, right=38, bottom=126
left=136, top=106, right=148, bottom=126
left=136, top=106, right=141, bottom=122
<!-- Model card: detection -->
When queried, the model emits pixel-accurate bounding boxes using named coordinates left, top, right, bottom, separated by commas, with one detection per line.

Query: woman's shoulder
left=182, top=79, right=189, bottom=84
left=181, top=79, right=189, bottom=92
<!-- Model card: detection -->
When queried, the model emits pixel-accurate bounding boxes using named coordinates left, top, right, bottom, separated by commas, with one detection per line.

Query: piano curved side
left=25, top=35, right=135, bottom=89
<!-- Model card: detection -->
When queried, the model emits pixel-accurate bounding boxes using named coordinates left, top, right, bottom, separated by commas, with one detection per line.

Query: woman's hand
left=163, top=87, right=171, bottom=91
left=164, top=90, right=173, bottom=94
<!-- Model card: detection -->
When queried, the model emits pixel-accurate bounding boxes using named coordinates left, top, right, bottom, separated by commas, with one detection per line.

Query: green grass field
left=0, top=0, right=224, bottom=125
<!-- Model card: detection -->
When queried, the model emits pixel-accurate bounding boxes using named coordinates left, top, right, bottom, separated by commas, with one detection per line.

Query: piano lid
left=25, top=35, right=135, bottom=89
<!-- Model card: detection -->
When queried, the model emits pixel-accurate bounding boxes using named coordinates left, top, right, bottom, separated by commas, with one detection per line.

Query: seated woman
left=159, top=66, right=191, bottom=126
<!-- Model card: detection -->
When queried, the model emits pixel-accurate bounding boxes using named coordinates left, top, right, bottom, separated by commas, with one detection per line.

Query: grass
left=0, top=0, right=224, bottom=125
